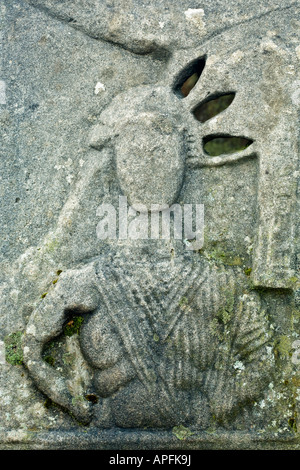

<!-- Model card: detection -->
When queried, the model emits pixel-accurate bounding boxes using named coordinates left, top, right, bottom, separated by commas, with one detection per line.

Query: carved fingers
left=22, top=263, right=100, bottom=423
left=25, top=264, right=100, bottom=343
left=23, top=335, right=92, bottom=424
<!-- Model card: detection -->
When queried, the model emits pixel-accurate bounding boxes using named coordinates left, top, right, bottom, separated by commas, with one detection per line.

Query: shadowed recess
left=193, top=93, right=235, bottom=123
left=173, top=56, right=206, bottom=98
left=203, top=135, right=253, bottom=156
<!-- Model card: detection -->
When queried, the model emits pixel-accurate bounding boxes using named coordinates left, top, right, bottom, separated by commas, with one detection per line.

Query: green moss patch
left=206, top=247, right=242, bottom=266
left=4, top=331, right=23, bottom=365
left=63, top=316, right=84, bottom=337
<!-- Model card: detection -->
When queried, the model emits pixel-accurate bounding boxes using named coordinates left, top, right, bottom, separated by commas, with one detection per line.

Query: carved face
left=114, top=113, right=185, bottom=211
left=89, top=86, right=188, bottom=212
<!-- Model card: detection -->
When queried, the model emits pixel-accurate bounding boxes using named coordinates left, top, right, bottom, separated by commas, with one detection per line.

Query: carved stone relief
left=0, top=0, right=299, bottom=449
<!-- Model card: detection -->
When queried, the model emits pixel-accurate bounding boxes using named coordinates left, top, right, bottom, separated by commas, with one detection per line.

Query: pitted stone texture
left=0, top=0, right=299, bottom=449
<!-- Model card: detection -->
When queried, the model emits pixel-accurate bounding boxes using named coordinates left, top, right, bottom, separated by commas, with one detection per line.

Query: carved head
left=89, top=47, right=298, bottom=289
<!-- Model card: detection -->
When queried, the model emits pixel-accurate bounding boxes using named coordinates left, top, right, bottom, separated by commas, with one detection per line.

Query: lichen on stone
left=172, top=425, right=194, bottom=440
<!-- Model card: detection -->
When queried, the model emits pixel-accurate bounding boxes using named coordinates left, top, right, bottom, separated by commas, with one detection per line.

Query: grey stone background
left=0, top=0, right=299, bottom=449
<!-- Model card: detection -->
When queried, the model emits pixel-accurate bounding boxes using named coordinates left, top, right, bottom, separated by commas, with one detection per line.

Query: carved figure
left=22, top=56, right=275, bottom=428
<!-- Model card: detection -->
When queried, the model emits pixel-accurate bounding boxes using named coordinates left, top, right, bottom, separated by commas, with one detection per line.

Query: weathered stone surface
left=0, top=0, right=299, bottom=449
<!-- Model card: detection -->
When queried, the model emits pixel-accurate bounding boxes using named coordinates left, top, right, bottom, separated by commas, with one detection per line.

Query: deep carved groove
left=173, top=56, right=206, bottom=98
left=203, top=135, right=253, bottom=156
left=193, top=92, right=235, bottom=123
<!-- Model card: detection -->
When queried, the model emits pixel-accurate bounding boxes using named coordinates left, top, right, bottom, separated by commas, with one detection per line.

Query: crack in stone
left=22, top=0, right=299, bottom=57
